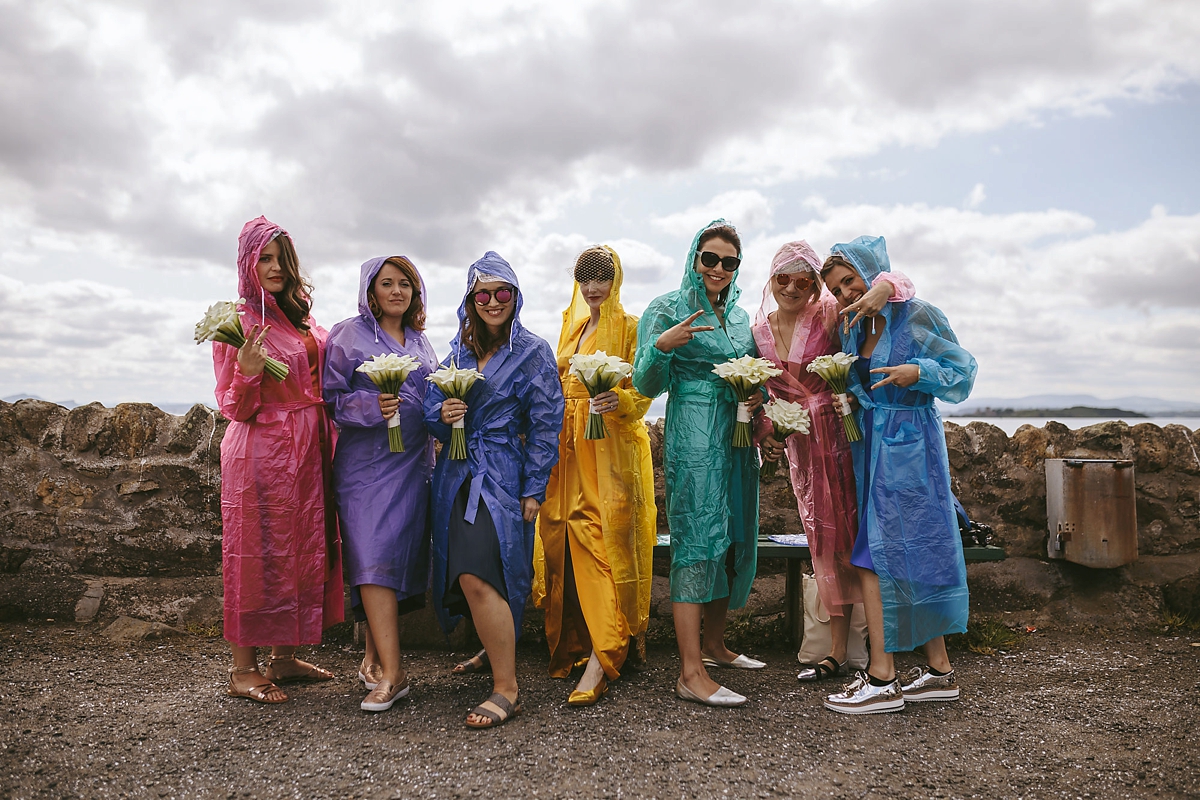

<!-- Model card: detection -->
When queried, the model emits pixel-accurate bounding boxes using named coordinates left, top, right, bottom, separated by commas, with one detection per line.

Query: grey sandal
left=465, top=692, right=520, bottom=729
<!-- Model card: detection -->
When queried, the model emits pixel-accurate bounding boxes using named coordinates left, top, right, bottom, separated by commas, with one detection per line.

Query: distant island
left=964, top=406, right=1147, bottom=418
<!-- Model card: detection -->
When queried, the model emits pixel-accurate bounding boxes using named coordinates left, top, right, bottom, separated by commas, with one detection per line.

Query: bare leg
left=360, top=584, right=407, bottom=686
left=923, top=636, right=952, bottom=673
left=699, top=596, right=739, bottom=663
left=459, top=574, right=518, bottom=724
left=857, top=567, right=895, bottom=681
left=674, top=602, right=720, bottom=698
left=563, top=544, right=603, bottom=693
left=829, top=605, right=853, bottom=664
left=363, top=624, right=379, bottom=671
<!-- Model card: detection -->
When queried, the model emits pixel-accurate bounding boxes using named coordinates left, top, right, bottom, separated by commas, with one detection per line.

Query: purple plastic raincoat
left=213, top=216, right=343, bottom=647
left=751, top=240, right=914, bottom=615
left=323, top=257, right=439, bottom=614
left=423, top=252, right=564, bottom=637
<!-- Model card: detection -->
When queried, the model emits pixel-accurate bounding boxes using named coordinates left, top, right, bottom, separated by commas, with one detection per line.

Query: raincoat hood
left=756, top=239, right=826, bottom=328
left=357, top=255, right=427, bottom=344
left=682, top=219, right=742, bottom=312
left=556, top=245, right=630, bottom=360
left=452, top=251, right=525, bottom=359
left=236, top=215, right=308, bottom=329
left=830, top=235, right=892, bottom=287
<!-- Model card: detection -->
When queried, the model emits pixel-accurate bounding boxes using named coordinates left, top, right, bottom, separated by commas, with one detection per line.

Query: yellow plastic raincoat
left=533, top=247, right=657, bottom=679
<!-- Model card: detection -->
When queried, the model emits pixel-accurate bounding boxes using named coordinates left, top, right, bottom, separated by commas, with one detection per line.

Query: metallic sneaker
left=900, top=666, right=960, bottom=702
left=824, top=672, right=905, bottom=715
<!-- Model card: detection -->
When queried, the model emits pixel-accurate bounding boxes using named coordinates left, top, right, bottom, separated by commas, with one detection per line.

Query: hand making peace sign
left=654, top=310, right=715, bottom=353
left=237, top=324, right=272, bottom=377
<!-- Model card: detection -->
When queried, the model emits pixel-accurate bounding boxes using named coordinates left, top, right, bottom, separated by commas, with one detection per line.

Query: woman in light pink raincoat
left=752, top=240, right=911, bottom=684
left=213, top=216, right=344, bottom=704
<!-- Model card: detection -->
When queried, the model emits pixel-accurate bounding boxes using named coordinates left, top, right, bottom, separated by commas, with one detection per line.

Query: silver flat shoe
left=676, top=679, right=747, bottom=707
left=824, top=672, right=904, bottom=715
left=701, top=654, right=766, bottom=670
left=900, top=666, right=960, bottom=702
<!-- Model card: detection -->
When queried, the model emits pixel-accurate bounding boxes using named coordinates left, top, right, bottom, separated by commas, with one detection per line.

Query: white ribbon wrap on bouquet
left=588, top=397, right=597, bottom=414
left=453, top=418, right=464, bottom=429
left=387, top=414, right=401, bottom=429
left=835, top=393, right=853, bottom=417
left=736, top=402, right=752, bottom=424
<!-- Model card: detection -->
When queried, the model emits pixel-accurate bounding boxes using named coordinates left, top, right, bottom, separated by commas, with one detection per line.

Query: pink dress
left=213, top=216, right=344, bottom=646
left=752, top=266, right=913, bottom=615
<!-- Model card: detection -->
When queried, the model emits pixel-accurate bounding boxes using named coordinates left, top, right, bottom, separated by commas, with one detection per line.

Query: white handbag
left=798, top=573, right=869, bottom=670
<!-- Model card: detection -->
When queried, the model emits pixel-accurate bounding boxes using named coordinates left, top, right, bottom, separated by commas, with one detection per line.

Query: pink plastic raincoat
left=751, top=240, right=913, bottom=615
left=213, top=216, right=344, bottom=646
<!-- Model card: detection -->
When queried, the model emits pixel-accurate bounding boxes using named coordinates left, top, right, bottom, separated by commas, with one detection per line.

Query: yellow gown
left=533, top=248, right=657, bottom=680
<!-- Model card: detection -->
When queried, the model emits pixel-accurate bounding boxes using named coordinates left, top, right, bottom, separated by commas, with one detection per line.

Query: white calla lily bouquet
left=356, top=353, right=422, bottom=452
left=760, top=399, right=811, bottom=479
left=568, top=351, right=633, bottom=440
left=194, top=299, right=289, bottom=381
left=712, top=355, right=782, bottom=448
left=806, top=353, right=861, bottom=442
left=426, top=361, right=485, bottom=460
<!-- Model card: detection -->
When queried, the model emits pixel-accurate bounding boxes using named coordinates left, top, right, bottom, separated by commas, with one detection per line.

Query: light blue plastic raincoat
left=633, top=220, right=760, bottom=607
left=833, top=235, right=977, bottom=652
left=423, top=252, right=564, bottom=637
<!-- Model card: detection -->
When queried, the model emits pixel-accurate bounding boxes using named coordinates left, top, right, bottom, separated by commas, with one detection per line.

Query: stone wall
left=2, top=399, right=1198, bottom=634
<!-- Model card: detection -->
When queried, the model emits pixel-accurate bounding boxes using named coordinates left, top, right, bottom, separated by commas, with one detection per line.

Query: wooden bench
left=653, top=534, right=1006, bottom=645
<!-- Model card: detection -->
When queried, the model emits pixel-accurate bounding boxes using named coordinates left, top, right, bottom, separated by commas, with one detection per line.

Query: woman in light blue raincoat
left=633, top=220, right=764, bottom=708
left=424, top=251, right=564, bottom=728
left=820, top=235, right=977, bottom=716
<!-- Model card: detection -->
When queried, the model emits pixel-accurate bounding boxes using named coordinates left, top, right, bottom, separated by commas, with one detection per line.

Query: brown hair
left=697, top=225, right=742, bottom=255
left=820, top=253, right=854, bottom=280
left=367, top=257, right=426, bottom=331
left=461, top=286, right=516, bottom=360
left=273, top=234, right=313, bottom=332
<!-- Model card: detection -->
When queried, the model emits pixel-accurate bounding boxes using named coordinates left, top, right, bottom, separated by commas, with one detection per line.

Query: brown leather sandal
left=263, top=654, right=335, bottom=684
left=465, top=692, right=520, bottom=729
left=227, top=666, right=288, bottom=704
left=451, top=649, right=491, bottom=675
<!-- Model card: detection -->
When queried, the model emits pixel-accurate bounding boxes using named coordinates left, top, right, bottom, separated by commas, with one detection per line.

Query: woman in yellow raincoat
left=533, top=245, right=657, bottom=706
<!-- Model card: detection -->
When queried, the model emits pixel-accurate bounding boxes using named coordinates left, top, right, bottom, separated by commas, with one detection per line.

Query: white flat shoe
left=702, top=654, right=766, bottom=670
left=676, top=679, right=747, bottom=707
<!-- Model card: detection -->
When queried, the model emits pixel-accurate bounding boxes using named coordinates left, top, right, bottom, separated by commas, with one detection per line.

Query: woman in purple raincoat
left=324, top=256, right=439, bottom=713
left=424, top=251, right=564, bottom=729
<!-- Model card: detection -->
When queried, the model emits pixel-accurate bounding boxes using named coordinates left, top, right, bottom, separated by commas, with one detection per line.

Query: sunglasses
left=774, top=273, right=815, bottom=290
left=473, top=286, right=516, bottom=306
left=698, top=251, right=741, bottom=271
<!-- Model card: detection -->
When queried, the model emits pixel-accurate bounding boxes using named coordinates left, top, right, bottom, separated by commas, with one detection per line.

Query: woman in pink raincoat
left=752, top=240, right=911, bottom=684
left=213, top=216, right=344, bottom=704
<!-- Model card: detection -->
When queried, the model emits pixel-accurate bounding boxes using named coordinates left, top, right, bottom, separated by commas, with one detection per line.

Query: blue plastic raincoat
left=632, top=220, right=760, bottom=607
left=323, top=257, right=439, bottom=616
left=423, top=252, right=564, bottom=636
left=833, top=235, right=977, bottom=652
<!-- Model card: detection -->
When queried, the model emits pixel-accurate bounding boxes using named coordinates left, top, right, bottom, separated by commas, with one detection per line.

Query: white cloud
left=652, top=191, right=774, bottom=238
left=965, top=183, right=987, bottom=209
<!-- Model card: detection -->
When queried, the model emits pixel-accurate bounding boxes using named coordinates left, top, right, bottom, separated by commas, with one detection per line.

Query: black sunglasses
left=698, top=251, right=741, bottom=271
left=473, top=286, right=516, bottom=306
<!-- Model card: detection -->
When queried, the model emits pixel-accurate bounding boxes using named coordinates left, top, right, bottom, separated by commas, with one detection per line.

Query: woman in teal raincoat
left=633, top=220, right=764, bottom=708
left=820, top=235, right=977, bottom=715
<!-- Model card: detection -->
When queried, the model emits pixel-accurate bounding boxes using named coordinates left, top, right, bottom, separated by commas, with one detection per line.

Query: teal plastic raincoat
left=633, top=220, right=759, bottom=607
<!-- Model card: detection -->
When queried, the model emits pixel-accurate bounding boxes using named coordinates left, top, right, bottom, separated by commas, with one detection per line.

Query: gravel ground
left=2, top=621, right=1198, bottom=799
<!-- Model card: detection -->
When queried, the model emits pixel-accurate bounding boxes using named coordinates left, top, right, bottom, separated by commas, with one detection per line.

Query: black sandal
left=465, top=692, right=520, bottom=729
left=797, top=656, right=843, bottom=683
left=452, top=649, right=491, bottom=675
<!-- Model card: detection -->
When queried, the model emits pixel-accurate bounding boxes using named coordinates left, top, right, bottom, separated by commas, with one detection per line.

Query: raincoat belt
left=258, top=398, right=327, bottom=412
left=464, top=427, right=518, bottom=524
left=862, top=400, right=934, bottom=411
left=670, top=379, right=735, bottom=404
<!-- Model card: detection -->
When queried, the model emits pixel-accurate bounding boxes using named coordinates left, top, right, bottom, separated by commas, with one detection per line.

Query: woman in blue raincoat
left=324, top=256, right=439, bottom=713
left=819, top=235, right=977, bottom=716
left=633, top=220, right=764, bottom=709
left=424, top=252, right=564, bottom=728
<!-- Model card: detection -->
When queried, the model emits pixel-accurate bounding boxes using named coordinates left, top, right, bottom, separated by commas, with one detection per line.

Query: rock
left=95, top=403, right=168, bottom=459
left=63, top=402, right=110, bottom=453
left=1131, top=424, right=1171, bottom=473
left=101, top=615, right=186, bottom=642
left=9, top=399, right=68, bottom=447
left=165, top=404, right=217, bottom=454
left=75, top=582, right=105, bottom=622
left=117, top=480, right=160, bottom=496
left=1072, top=420, right=1132, bottom=456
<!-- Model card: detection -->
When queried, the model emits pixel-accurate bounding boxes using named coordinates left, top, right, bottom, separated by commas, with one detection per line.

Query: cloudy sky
left=2, top=0, right=1198, bottom=409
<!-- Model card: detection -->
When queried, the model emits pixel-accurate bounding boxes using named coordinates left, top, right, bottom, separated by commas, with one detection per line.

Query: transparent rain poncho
left=323, top=256, right=439, bottom=617
left=532, top=246, right=657, bottom=678
left=212, top=216, right=343, bottom=646
left=751, top=240, right=914, bottom=614
left=632, top=220, right=759, bottom=607
left=831, top=235, right=977, bottom=651
left=423, top=252, right=565, bottom=637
